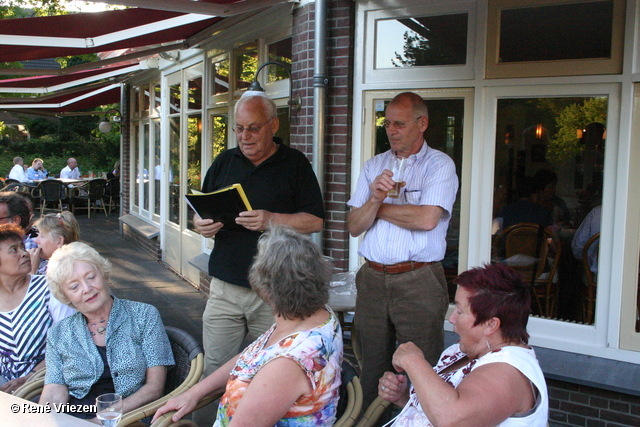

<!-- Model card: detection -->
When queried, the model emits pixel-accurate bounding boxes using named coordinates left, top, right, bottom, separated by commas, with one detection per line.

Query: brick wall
left=548, top=379, right=640, bottom=426
left=121, top=223, right=161, bottom=260
left=291, top=0, right=355, bottom=271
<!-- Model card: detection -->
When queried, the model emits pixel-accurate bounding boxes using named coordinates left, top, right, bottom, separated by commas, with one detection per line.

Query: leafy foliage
left=547, top=98, right=607, bottom=162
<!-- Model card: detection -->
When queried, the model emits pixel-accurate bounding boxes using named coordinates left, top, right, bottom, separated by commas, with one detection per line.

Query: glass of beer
left=387, top=155, right=407, bottom=199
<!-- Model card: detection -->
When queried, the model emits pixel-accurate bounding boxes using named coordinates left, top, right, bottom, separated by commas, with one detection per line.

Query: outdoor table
left=328, top=282, right=356, bottom=336
left=328, top=285, right=356, bottom=313
left=0, top=392, right=95, bottom=427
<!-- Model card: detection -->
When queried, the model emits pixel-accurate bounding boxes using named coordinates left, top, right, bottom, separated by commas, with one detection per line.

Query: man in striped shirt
left=348, top=92, right=458, bottom=410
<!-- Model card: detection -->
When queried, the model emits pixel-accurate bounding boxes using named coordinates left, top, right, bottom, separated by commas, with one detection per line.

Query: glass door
left=162, top=65, right=204, bottom=285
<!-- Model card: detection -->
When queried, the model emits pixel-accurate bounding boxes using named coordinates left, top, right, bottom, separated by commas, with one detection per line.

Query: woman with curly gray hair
left=155, top=225, right=344, bottom=426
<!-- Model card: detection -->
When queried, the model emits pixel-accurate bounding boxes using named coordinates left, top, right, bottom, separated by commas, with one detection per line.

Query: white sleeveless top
left=390, top=344, right=548, bottom=427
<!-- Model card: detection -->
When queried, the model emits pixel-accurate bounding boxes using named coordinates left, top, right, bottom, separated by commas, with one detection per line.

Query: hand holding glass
left=96, top=393, right=123, bottom=427
left=387, top=156, right=407, bottom=199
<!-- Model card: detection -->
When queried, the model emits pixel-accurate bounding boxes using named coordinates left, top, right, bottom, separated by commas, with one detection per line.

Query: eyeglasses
left=383, top=116, right=424, bottom=130
left=232, top=117, right=275, bottom=135
left=0, top=216, right=14, bottom=221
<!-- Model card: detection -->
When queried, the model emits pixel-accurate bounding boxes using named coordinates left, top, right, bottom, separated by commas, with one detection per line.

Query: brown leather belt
left=366, top=259, right=436, bottom=274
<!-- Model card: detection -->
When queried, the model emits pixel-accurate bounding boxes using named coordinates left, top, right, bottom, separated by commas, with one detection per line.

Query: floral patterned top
left=391, top=343, right=548, bottom=427
left=214, top=307, right=343, bottom=427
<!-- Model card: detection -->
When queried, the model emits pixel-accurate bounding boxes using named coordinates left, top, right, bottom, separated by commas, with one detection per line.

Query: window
left=131, top=123, right=140, bottom=213
left=375, top=13, right=468, bottom=69
left=142, top=123, right=150, bottom=211
left=209, top=113, right=228, bottom=161
left=492, top=96, right=607, bottom=322
left=169, top=83, right=181, bottom=115
left=267, top=37, right=292, bottom=83
left=152, top=83, right=161, bottom=116
left=363, top=1, right=477, bottom=82
left=486, top=0, right=625, bottom=78
left=168, top=115, right=180, bottom=225
left=234, top=42, right=258, bottom=91
left=187, top=75, right=203, bottom=111
left=186, top=115, right=202, bottom=233
left=211, top=57, right=230, bottom=97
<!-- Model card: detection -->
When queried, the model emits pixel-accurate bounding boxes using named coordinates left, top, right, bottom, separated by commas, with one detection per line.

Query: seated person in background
left=496, top=176, right=553, bottom=232
left=29, top=212, right=80, bottom=275
left=40, top=242, right=174, bottom=420
left=0, top=191, right=37, bottom=250
left=154, top=225, right=343, bottom=426
left=60, top=158, right=80, bottom=180
left=27, top=158, right=48, bottom=181
left=378, top=263, right=548, bottom=426
left=107, top=161, right=119, bottom=181
left=571, top=205, right=601, bottom=274
left=0, top=224, right=74, bottom=393
left=533, top=169, right=572, bottom=227
left=8, top=157, right=31, bottom=183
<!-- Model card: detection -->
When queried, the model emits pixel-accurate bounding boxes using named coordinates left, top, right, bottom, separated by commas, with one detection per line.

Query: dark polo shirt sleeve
left=201, top=141, right=324, bottom=288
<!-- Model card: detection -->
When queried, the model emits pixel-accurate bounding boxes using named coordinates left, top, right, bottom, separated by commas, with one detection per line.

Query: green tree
left=0, top=0, right=67, bottom=18
left=547, top=98, right=607, bottom=162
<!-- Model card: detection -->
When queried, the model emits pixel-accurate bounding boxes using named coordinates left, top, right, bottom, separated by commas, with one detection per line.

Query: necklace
left=88, top=319, right=107, bottom=337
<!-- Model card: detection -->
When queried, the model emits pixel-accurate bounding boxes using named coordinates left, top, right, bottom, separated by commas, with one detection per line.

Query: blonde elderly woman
left=39, top=242, right=174, bottom=421
left=29, top=211, right=80, bottom=275
left=0, top=224, right=74, bottom=394
left=378, top=263, right=548, bottom=427
left=154, top=225, right=343, bottom=426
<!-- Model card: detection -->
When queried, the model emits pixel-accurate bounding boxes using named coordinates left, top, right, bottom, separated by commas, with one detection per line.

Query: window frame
left=481, top=83, right=625, bottom=356
left=619, top=83, right=640, bottom=351
left=363, top=0, right=478, bottom=83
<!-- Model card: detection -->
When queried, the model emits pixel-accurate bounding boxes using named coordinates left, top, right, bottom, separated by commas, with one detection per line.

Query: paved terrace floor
left=76, top=212, right=207, bottom=345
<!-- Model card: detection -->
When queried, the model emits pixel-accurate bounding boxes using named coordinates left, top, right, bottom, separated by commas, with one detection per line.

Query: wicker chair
left=354, top=396, right=393, bottom=427
left=71, top=178, right=108, bottom=218
left=494, top=222, right=561, bottom=317
left=35, top=179, right=67, bottom=215
left=13, top=368, right=47, bottom=401
left=1, top=182, right=29, bottom=193
left=150, top=359, right=362, bottom=427
left=104, top=177, right=120, bottom=215
left=119, top=327, right=204, bottom=426
left=13, top=326, right=204, bottom=426
left=581, top=232, right=600, bottom=324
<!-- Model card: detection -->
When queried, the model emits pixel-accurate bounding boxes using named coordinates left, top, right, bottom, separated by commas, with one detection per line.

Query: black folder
left=185, top=183, right=253, bottom=231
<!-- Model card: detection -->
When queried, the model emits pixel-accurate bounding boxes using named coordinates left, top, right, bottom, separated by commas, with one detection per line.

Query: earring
left=485, top=338, right=492, bottom=352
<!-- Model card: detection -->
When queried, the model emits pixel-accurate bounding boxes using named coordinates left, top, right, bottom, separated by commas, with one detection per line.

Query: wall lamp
left=98, top=108, right=122, bottom=133
left=246, top=61, right=301, bottom=117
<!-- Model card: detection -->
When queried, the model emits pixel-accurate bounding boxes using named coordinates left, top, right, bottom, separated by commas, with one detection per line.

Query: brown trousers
left=354, top=261, right=449, bottom=411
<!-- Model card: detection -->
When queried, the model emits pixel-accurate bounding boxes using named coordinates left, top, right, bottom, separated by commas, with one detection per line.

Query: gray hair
left=47, top=241, right=112, bottom=306
left=234, top=93, right=277, bottom=120
left=249, top=225, right=332, bottom=320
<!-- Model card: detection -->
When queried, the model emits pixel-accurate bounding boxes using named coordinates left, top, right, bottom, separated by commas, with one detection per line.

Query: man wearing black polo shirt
left=193, top=93, right=324, bottom=403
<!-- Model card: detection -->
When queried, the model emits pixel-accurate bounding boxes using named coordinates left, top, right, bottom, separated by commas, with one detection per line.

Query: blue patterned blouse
left=44, top=297, right=174, bottom=399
